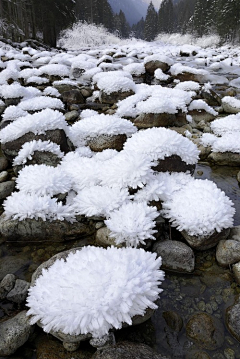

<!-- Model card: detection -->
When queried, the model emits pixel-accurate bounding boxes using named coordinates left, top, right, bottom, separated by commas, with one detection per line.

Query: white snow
left=188, top=99, right=218, bottom=116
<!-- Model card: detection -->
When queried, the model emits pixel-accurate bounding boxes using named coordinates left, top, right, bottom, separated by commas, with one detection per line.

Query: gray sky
left=143, top=0, right=163, bottom=10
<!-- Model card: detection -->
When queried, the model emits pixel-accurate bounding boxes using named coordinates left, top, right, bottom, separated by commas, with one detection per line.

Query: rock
left=232, top=262, right=240, bottom=285
left=216, top=239, right=240, bottom=267
left=0, top=180, right=15, bottom=200
left=222, top=98, right=240, bottom=114
left=162, top=311, right=183, bottom=332
left=201, top=89, right=222, bottom=107
left=0, top=214, right=95, bottom=242
left=152, top=155, right=196, bottom=175
left=0, top=170, right=8, bottom=182
left=91, top=341, right=168, bottom=359
left=95, top=227, right=121, bottom=247
left=4, top=97, right=22, bottom=106
left=186, top=313, right=224, bottom=350
left=134, top=112, right=187, bottom=129
left=237, top=171, right=240, bottom=183
left=87, top=134, right=127, bottom=152
left=0, top=157, right=8, bottom=171
left=153, top=239, right=195, bottom=273
left=188, top=110, right=216, bottom=124
left=226, top=294, right=240, bottom=342
left=182, top=228, right=230, bottom=251
left=208, top=152, right=240, bottom=166
left=0, top=273, right=16, bottom=299
left=53, top=83, right=80, bottom=94
left=175, top=72, right=205, bottom=83
left=0, top=256, right=29, bottom=281
left=13, top=151, right=62, bottom=175
left=6, top=279, right=30, bottom=304
left=1, top=129, right=70, bottom=161
left=81, top=88, right=93, bottom=98
left=62, top=90, right=85, bottom=105
left=145, top=60, right=170, bottom=75
left=0, top=311, right=33, bottom=356
left=65, top=110, right=79, bottom=123
left=99, top=90, right=135, bottom=105
left=185, top=351, right=211, bottom=359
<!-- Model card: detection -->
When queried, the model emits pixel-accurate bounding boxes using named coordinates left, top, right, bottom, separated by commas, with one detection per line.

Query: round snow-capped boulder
left=182, top=228, right=230, bottom=251
left=144, top=54, right=173, bottom=75
left=27, top=246, right=164, bottom=351
left=153, top=239, right=195, bottom=273
left=222, top=96, right=240, bottom=114
left=134, top=112, right=188, bottom=129
left=98, top=76, right=136, bottom=104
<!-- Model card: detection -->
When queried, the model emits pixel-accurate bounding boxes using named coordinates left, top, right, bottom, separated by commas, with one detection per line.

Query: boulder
left=0, top=180, right=15, bottom=200
left=13, top=151, right=62, bottom=175
left=216, top=239, right=240, bottom=267
left=87, top=134, right=127, bottom=152
left=237, top=171, right=240, bottom=183
left=208, top=152, right=240, bottom=166
left=91, top=341, right=168, bottom=359
left=0, top=214, right=95, bottom=242
left=145, top=60, right=170, bottom=75
left=153, top=239, right=195, bottom=273
left=53, top=83, right=80, bottom=95
left=186, top=313, right=224, bottom=350
left=61, top=89, right=85, bottom=105
left=6, top=279, right=30, bottom=304
left=0, top=171, right=8, bottom=182
left=226, top=294, right=240, bottom=342
left=0, top=311, right=33, bottom=356
left=182, top=228, right=230, bottom=251
left=1, top=129, right=70, bottom=161
left=232, top=262, right=240, bottom=285
left=152, top=155, right=196, bottom=175
left=95, top=227, right=121, bottom=247
left=0, top=273, right=16, bottom=299
left=99, top=90, right=135, bottom=105
left=134, top=112, right=187, bottom=129
left=0, top=157, right=9, bottom=171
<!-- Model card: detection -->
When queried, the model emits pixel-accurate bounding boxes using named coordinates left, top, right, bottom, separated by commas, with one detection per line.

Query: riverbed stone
left=87, top=134, right=127, bottom=152
left=6, top=279, right=30, bottom=304
left=62, top=89, right=85, bottom=105
left=208, top=152, right=240, bottom=166
left=152, top=154, right=196, bottom=174
left=0, top=311, right=33, bottom=356
left=226, top=294, right=240, bottom=342
left=134, top=112, right=187, bottom=129
left=0, top=214, right=95, bottom=242
left=162, top=311, right=183, bottom=332
left=13, top=151, right=62, bottom=175
left=144, top=60, right=170, bottom=75
left=0, top=273, right=16, bottom=299
left=237, top=171, right=240, bottom=183
left=91, top=341, right=168, bottom=359
left=99, top=89, right=135, bottom=104
left=0, top=170, right=8, bottom=182
left=0, top=256, right=29, bottom=281
left=95, top=227, right=120, bottom=247
left=153, top=239, right=195, bottom=273
left=0, top=180, right=15, bottom=200
left=232, top=262, right=240, bottom=285
left=186, top=313, right=224, bottom=350
left=0, top=157, right=8, bottom=171
left=182, top=228, right=230, bottom=251
left=216, top=239, right=240, bottom=267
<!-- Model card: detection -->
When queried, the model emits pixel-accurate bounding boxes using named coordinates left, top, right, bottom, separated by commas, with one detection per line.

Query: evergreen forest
left=0, top=0, right=239, bottom=47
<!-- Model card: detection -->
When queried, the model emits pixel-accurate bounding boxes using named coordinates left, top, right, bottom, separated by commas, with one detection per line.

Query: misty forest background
left=0, top=0, right=239, bottom=47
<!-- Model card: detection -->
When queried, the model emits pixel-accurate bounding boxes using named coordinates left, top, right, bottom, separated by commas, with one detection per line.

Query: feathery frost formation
left=27, top=246, right=164, bottom=338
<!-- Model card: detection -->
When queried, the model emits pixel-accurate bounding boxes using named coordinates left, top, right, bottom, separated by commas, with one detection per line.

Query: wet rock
left=186, top=313, right=224, bottom=350
left=62, top=90, right=85, bottom=105
left=226, top=294, right=240, bottom=342
left=1, top=129, right=70, bottom=161
left=0, top=170, right=9, bottom=182
left=0, top=214, right=95, bottom=242
left=145, top=60, right=170, bottom=75
left=162, top=311, right=183, bottom=332
left=95, top=227, right=120, bottom=247
left=175, top=72, right=205, bottom=83
left=134, top=112, right=187, bottom=129
left=153, top=239, right=195, bottom=273
left=208, top=152, right=240, bottom=166
left=216, top=239, right=240, bottom=267
left=87, top=134, right=127, bottom=152
left=0, top=157, right=8, bottom=171
left=6, top=279, right=30, bottom=304
left=0, top=273, right=16, bottom=299
left=99, top=90, right=135, bottom=105
left=188, top=110, right=216, bottom=125
left=80, top=88, right=93, bottom=98
left=0, top=180, right=15, bottom=200
left=185, top=350, right=211, bottom=359
left=201, top=89, right=222, bottom=107
left=182, top=228, right=230, bottom=251
left=152, top=155, right=195, bottom=175
left=91, top=341, right=168, bottom=359
left=53, top=83, right=80, bottom=94
left=65, top=110, right=79, bottom=123
left=0, top=311, right=33, bottom=356
left=13, top=151, right=62, bottom=175
left=0, top=256, right=29, bottom=281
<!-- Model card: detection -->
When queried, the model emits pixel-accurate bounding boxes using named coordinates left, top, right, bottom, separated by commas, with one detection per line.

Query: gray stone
left=0, top=256, right=29, bottom=281
left=175, top=72, right=206, bottom=83
left=162, top=311, right=183, bottom=332
left=0, top=170, right=8, bottom=182
left=134, top=112, right=187, bottom=129
left=186, top=312, right=224, bottom=350
left=226, top=294, right=240, bottom=342
left=0, top=273, right=16, bottom=299
left=13, top=151, right=62, bottom=175
left=87, top=134, right=127, bottom=152
left=237, top=171, right=240, bottom=183
left=201, top=89, right=222, bottom=107
left=0, top=157, right=8, bottom=171
left=153, top=239, right=195, bottom=273
left=95, top=227, right=121, bottom=247
left=182, top=228, right=230, bottom=251
left=0, top=311, right=33, bottom=356
left=62, top=89, right=85, bottom=105
left=145, top=60, right=170, bottom=75
left=91, top=341, right=168, bottom=359
left=99, top=90, right=135, bottom=104
left=222, top=100, right=240, bottom=114
left=152, top=155, right=195, bottom=175
left=188, top=110, right=216, bottom=124
left=208, top=152, right=240, bottom=166
left=6, top=279, right=30, bottom=304
left=0, top=181, right=15, bottom=200
left=65, top=110, right=79, bottom=122
left=232, top=262, right=240, bottom=285
left=0, top=214, right=95, bottom=242
left=53, top=83, right=80, bottom=94
left=216, top=239, right=240, bottom=267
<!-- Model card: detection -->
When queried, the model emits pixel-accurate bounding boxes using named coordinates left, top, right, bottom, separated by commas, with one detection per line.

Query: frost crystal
left=27, top=246, right=164, bottom=338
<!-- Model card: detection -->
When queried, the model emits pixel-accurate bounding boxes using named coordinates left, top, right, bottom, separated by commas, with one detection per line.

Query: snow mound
left=123, top=63, right=145, bottom=76
left=27, top=246, right=164, bottom=338
left=143, top=54, right=174, bottom=66
left=38, top=64, right=70, bottom=77
left=13, top=140, right=64, bottom=166
left=97, top=76, right=136, bottom=95
left=162, top=179, right=235, bottom=236
left=0, top=109, right=68, bottom=144
left=123, top=128, right=199, bottom=164
left=105, top=202, right=159, bottom=247
left=201, top=132, right=240, bottom=153
left=189, top=99, right=218, bottom=115
left=170, top=63, right=208, bottom=76
left=210, top=114, right=240, bottom=135
left=18, top=96, right=64, bottom=112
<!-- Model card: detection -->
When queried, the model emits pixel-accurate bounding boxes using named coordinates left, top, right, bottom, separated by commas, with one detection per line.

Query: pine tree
left=114, top=10, right=130, bottom=38
left=132, top=17, right=145, bottom=39
left=144, top=1, right=158, bottom=41
left=158, top=0, right=174, bottom=33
